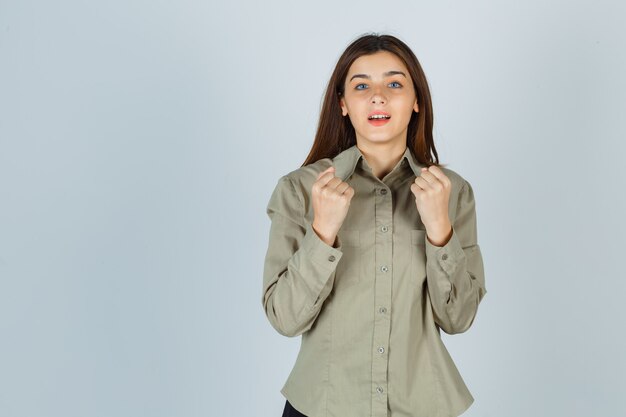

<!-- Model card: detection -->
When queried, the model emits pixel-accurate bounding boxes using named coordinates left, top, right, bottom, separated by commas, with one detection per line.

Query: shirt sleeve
left=261, top=175, right=344, bottom=337
left=424, top=178, right=487, bottom=334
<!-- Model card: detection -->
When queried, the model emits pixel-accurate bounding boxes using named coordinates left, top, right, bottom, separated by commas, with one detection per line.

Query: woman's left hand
left=409, top=165, right=453, bottom=246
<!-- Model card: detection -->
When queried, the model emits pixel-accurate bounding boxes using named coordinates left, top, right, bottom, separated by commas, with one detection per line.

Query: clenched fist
left=311, top=166, right=355, bottom=247
left=410, top=165, right=453, bottom=247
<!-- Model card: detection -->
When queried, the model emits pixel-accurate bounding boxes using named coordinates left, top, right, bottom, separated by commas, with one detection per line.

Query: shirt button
left=328, top=255, right=336, bottom=262
left=380, top=189, right=387, bottom=195
left=379, top=306, right=387, bottom=314
left=378, top=346, right=385, bottom=354
left=381, top=225, right=388, bottom=232
left=441, top=254, right=448, bottom=260
left=376, top=386, right=384, bottom=394
left=381, top=265, right=388, bottom=272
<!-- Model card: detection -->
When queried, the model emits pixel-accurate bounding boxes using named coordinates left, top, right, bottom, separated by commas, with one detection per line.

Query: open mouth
left=368, top=114, right=391, bottom=125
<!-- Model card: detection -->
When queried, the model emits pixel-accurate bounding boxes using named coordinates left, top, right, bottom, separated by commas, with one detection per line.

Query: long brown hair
left=301, top=32, right=445, bottom=169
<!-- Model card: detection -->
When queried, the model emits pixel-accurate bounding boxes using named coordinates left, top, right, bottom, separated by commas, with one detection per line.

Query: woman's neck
left=357, top=141, right=406, bottom=180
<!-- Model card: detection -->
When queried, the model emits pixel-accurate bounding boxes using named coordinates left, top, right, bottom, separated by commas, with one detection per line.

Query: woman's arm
left=261, top=175, right=344, bottom=337
left=424, top=179, right=487, bottom=334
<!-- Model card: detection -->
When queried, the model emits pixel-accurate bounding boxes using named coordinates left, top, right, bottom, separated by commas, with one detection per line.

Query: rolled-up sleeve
left=424, top=179, right=487, bottom=334
left=262, top=175, right=344, bottom=337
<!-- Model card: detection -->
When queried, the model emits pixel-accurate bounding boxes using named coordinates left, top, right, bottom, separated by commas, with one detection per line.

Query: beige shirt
left=262, top=144, right=487, bottom=417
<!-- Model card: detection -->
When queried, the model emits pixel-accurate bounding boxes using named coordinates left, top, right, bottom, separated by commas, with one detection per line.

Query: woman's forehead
left=347, top=52, right=408, bottom=78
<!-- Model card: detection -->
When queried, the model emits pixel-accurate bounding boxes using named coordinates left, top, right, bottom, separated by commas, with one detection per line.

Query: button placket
left=372, top=184, right=393, bottom=416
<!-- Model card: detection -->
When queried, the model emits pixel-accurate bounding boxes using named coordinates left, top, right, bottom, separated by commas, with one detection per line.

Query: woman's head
left=338, top=50, right=419, bottom=151
left=303, top=33, right=441, bottom=167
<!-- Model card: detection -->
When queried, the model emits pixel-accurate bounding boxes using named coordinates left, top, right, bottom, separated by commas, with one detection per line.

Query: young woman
left=262, top=33, right=487, bottom=417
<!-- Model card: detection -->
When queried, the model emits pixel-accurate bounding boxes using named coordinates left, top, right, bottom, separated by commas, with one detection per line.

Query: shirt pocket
left=335, top=230, right=361, bottom=286
left=410, top=229, right=427, bottom=289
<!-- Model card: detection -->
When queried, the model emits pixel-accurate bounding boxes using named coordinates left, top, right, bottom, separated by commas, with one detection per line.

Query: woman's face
left=339, top=51, right=419, bottom=147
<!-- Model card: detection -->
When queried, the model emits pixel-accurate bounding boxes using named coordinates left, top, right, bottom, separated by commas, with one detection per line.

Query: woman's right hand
left=311, top=166, right=355, bottom=246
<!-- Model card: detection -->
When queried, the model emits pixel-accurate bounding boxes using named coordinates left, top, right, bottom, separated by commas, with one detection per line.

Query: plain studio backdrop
left=1, top=0, right=625, bottom=416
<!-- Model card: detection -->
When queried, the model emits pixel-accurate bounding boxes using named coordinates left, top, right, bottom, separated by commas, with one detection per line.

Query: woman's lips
left=367, top=117, right=391, bottom=126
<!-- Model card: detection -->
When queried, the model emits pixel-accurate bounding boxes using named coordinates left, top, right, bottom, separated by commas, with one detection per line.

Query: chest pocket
left=335, top=230, right=361, bottom=286
left=410, top=229, right=427, bottom=289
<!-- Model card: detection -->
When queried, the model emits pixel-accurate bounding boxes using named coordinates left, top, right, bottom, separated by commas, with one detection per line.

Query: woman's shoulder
left=435, top=166, right=479, bottom=211
left=437, top=165, right=471, bottom=191
left=266, top=159, right=332, bottom=221
left=281, top=158, right=334, bottom=196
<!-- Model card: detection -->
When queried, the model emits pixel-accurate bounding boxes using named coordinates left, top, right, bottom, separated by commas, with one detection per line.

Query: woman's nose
left=371, top=92, right=386, bottom=103
left=370, top=85, right=386, bottom=104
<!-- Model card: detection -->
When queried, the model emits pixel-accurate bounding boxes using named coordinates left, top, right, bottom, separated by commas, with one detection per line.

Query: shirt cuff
left=424, top=227, right=467, bottom=275
left=300, top=221, right=344, bottom=272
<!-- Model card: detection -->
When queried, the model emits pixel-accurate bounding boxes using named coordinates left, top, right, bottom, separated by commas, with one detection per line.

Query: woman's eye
left=355, top=82, right=402, bottom=90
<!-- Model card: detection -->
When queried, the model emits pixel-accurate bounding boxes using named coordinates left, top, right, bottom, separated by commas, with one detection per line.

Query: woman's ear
left=413, top=100, right=419, bottom=113
left=340, top=97, right=348, bottom=116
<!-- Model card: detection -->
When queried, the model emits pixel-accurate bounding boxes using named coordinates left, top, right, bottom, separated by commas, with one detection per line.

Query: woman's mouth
left=368, top=114, right=391, bottom=126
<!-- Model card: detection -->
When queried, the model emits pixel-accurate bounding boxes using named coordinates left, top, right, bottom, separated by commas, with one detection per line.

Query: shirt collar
left=332, top=144, right=426, bottom=181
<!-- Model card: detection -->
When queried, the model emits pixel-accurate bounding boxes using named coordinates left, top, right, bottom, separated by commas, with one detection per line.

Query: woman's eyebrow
left=349, top=70, right=406, bottom=82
